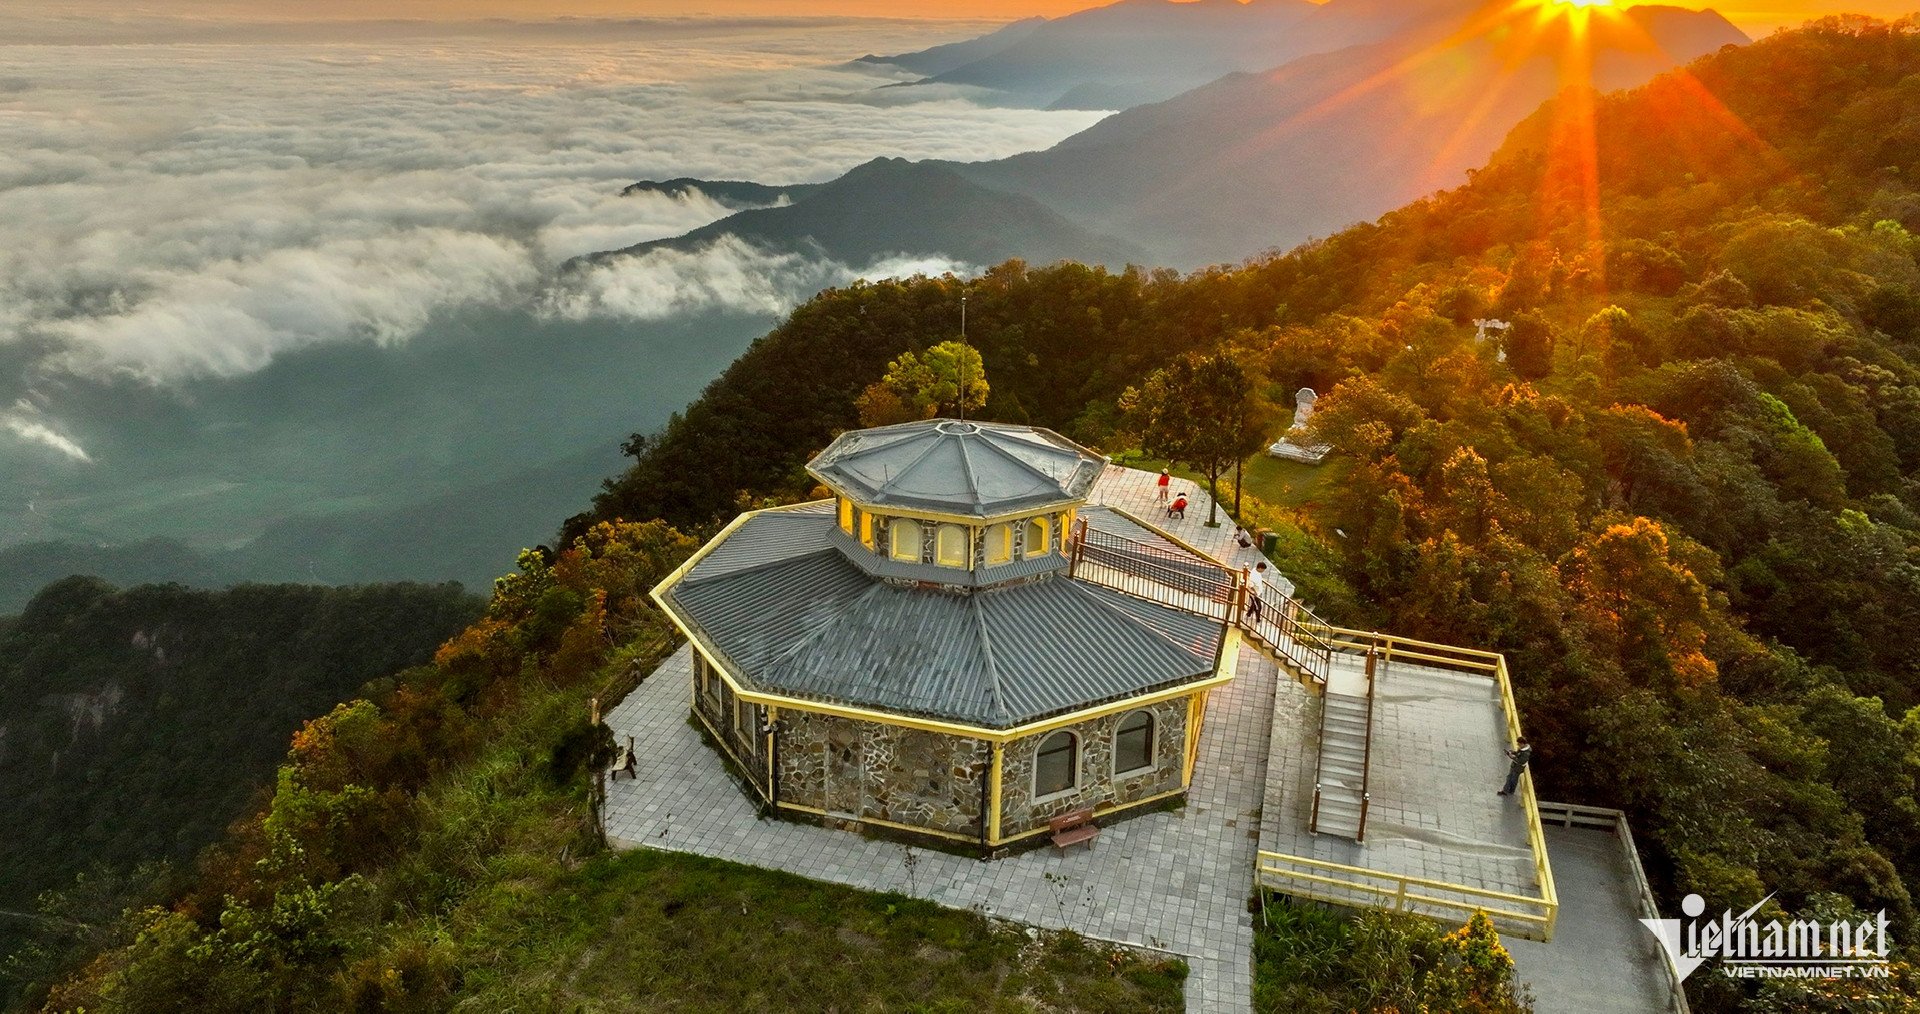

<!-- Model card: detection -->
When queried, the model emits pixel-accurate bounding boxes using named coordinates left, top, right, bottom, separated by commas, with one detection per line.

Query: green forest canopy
left=18, top=16, right=1920, bottom=1013
left=580, top=18, right=1920, bottom=1009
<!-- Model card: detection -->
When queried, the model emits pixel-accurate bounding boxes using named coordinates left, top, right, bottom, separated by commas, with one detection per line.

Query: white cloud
left=544, top=234, right=972, bottom=321
left=4, top=402, right=90, bottom=462
left=0, top=17, right=1106, bottom=408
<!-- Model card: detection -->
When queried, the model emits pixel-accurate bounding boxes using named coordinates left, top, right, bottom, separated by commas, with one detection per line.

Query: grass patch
left=457, top=849, right=1187, bottom=1013
left=1232, top=454, right=1350, bottom=512
left=1108, top=450, right=1347, bottom=518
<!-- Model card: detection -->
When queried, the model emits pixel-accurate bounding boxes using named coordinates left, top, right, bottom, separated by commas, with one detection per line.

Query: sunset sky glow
left=8, top=0, right=1916, bottom=39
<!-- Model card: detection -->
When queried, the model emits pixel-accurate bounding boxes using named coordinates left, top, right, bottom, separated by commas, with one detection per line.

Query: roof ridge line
left=880, top=428, right=949, bottom=501
left=953, top=432, right=982, bottom=501
left=1058, top=578, right=1216, bottom=663
left=763, top=578, right=889, bottom=676
left=972, top=430, right=1067, bottom=492
left=680, top=544, right=837, bottom=586
left=968, top=594, right=1012, bottom=726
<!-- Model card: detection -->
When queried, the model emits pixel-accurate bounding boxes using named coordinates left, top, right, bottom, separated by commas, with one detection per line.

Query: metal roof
left=807, top=419, right=1105, bottom=518
left=666, top=509, right=1222, bottom=727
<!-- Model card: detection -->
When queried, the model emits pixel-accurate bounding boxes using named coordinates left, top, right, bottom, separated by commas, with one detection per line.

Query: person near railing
left=1243, top=562, right=1268, bottom=622
left=1498, top=737, right=1533, bottom=797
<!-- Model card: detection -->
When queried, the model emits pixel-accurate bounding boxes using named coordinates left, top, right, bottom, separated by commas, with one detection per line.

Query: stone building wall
left=997, top=696, right=1191, bottom=838
left=691, top=653, right=768, bottom=795
left=774, top=710, right=992, bottom=838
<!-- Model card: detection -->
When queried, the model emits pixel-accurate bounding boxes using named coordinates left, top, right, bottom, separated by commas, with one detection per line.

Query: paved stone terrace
left=1259, top=655, right=1541, bottom=910
left=1508, top=824, right=1679, bottom=1013
left=605, top=639, right=1281, bottom=1013
left=1086, top=463, right=1293, bottom=597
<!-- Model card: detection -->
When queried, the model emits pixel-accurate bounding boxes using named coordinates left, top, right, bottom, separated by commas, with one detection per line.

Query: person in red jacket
left=1156, top=468, right=1171, bottom=503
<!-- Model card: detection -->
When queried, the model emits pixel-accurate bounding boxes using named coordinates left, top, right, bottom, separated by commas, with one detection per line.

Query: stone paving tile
left=1257, top=655, right=1542, bottom=913
left=606, top=640, right=1279, bottom=1013
left=1085, top=463, right=1292, bottom=597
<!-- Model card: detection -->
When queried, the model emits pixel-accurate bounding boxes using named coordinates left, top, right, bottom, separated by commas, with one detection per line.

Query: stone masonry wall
left=775, top=710, right=991, bottom=838
left=691, top=654, right=767, bottom=795
left=998, top=696, right=1190, bottom=838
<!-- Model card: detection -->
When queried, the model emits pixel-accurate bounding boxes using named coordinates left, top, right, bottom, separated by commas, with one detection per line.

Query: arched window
left=1115, top=711, right=1155, bottom=774
left=1022, top=516, right=1052, bottom=559
left=889, top=518, right=921, bottom=562
left=936, top=524, right=971, bottom=567
left=1035, top=730, right=1078, bottom=797
left=984, top=523, right=1013, bottom=565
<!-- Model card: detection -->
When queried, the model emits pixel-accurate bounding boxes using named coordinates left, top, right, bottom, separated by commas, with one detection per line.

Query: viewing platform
left=604, top=460, right=1684, bottom=1013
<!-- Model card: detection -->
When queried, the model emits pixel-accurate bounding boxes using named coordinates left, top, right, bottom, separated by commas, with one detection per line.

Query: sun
left=1515, top=0, right=1624, bottom=35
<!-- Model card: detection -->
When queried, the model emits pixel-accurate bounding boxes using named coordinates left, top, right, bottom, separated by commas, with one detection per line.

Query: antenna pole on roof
left=958, top=289, right=968, bottom=423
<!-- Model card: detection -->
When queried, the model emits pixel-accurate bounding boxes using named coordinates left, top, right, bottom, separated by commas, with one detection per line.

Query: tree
left=1122, top=351, right=1272, bottom=526
left=856, top=340, right=989, bottom=426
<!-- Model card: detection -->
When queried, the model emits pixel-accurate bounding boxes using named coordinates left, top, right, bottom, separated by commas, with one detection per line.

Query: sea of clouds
left=0, top=13, right=1107, bottom=461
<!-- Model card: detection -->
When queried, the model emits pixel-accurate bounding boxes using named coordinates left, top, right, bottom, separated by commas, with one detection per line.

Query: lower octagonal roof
left=660, top=503, right=1223, bottom=728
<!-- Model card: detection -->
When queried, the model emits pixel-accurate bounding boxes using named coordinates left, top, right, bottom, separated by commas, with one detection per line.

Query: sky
left=6, top=0, right=1916, bottom=39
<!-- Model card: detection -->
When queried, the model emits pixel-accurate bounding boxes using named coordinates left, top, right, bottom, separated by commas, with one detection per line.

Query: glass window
left=1115, top=711, right=1155, bottom=774
left=1023, top=516, right=1051, bottom=559
left=889, top=518, right=920, bottom=562
left=1035, top=731, right=1078, bottom=797
left=860, top=510, right=873, bottom=547
left=838, top=497, right=853, bottom=533
left=936, top=524, right=970, bottom=567
left=984, top=523, right=1013, bottom=565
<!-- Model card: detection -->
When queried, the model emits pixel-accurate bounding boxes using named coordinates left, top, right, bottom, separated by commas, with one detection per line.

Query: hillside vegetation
left=17, top=524, right=1188, bottom=1012
left=0, top=578, right=480, bottom=1004
left=23, top=17, right=1920, bottom=1013
left=587, top=19, right=1920, bottom=1009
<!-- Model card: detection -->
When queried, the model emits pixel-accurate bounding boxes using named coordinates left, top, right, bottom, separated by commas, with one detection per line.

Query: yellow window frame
left=889, top=518, right=920, bottom=562
left=1023, top=516, right=1052, bottom=559
left=985, top=523, right=1013, bottom=565
left=936, top=524, right=971, bottom=568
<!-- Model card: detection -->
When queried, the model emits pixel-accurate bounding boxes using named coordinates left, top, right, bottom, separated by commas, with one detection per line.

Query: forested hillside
left=23, top=17, right=1920, bottom=1013
left=0, top=579, right=480, bottom=1004
left=586, top=19, right=1920, bottom=1009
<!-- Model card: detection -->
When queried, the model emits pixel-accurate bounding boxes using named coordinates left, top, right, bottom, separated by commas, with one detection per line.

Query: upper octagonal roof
left=807, top=419, right=1104, bottom=518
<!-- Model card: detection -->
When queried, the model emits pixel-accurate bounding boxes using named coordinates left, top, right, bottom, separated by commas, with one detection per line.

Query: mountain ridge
left=594, top=3, right=1747, bottom=272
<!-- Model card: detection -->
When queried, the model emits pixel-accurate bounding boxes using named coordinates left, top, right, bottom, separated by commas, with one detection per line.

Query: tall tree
left=1123, top=351, right=1271, bottom=526
left=856, top=340, right=990, bottom=426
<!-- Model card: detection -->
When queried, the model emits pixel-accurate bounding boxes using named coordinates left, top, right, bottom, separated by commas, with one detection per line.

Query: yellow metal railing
left=1262, top=625, right=1560, bottom=941
left=1254, top=850, right=1557, bottom=941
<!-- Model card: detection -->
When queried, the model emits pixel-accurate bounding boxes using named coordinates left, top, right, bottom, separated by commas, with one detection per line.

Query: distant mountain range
left=603, top=0, right=1747, bottom=270
left=858, top=0, right=1473, bottom=111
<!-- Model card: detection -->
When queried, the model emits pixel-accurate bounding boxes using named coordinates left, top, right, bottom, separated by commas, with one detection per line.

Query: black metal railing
left=1068, top=521, right=1238, bottom=622
left=1241, top=584, right=1334, bottom=684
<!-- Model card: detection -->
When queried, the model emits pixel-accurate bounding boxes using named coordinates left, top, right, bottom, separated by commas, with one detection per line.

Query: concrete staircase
left=1311, top=691, right=1373, bottom=840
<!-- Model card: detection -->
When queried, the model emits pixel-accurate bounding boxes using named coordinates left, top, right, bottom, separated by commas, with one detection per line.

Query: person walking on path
left=1157, top=468, right=1171, bottom=503
left=1498, top=737, right=1533, bottom=796
left=1243, top=562, right=1268, bottom=622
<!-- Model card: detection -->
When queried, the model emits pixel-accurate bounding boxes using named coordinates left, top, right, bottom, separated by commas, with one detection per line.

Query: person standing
left=1244, top=562, right=1268, bottom=622
left=1157, top=468, right=1171, bottom=503
left=1498, top=738, right=1533, bottom=796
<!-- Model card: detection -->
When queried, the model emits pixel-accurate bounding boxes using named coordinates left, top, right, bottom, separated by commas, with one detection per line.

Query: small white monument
left=1267, top=386, right=1333, bottom=464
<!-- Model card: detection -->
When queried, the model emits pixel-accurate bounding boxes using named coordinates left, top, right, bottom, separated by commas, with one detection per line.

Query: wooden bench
left=1048, top=808, right=1099, bottom=850
left=608, top=736, right=636, bottom=781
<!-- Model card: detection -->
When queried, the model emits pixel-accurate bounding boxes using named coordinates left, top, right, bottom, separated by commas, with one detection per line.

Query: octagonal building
left=651, top=419, right=1237, bottom=849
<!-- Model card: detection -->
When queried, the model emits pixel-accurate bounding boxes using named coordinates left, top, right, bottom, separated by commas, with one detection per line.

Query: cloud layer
left=0, top=16, right=1104, bottom=456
